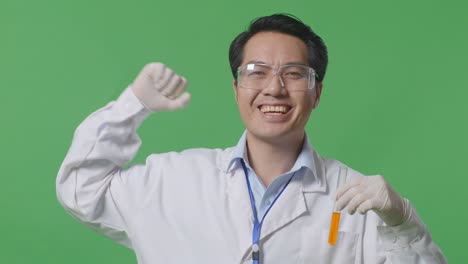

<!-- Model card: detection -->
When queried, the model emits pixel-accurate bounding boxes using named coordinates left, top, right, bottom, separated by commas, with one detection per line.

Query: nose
left=262, top=74, right=287, bottom=97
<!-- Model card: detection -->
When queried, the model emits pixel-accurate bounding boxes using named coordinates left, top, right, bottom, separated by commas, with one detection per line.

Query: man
left=56, top=14, right=447, bottom=263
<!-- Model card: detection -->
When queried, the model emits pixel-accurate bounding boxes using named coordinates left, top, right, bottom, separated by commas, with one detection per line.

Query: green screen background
left=1, top=0, right=466, bottom=263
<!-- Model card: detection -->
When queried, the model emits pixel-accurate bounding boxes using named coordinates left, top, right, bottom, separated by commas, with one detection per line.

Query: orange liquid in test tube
left=328, top=167, right=347, bottom=246
left=328, top=211, right=341, bottom=245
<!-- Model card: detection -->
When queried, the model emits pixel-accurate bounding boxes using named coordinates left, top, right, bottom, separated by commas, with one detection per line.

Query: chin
left=249, top=126, right=302, bottom=143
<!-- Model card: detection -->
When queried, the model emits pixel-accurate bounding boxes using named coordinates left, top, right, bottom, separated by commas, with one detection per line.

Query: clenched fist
left=131, top=63, right=191, bottom=111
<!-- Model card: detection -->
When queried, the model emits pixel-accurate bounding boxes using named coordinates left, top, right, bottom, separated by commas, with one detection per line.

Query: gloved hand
left=131, top=62, right=191, bottom=111
left=335, top=175, right=411, bottom=227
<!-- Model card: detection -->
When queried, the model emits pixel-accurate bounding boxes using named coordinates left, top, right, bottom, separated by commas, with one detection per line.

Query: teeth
left=260, top=105, right=288, bottom=114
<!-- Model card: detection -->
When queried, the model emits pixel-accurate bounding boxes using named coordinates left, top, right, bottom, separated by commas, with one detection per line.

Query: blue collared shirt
left=227, top=131, right=317, bottom=220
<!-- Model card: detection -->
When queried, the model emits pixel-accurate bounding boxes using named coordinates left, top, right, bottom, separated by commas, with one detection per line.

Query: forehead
left=242, top=31, right=308, bottom=65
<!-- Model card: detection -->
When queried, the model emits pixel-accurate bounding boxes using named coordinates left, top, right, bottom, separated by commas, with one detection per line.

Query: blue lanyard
left=240, top=159, right=295, bottom=264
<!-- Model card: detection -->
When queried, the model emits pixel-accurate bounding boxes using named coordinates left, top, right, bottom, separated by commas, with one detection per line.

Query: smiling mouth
left=259, top=105, right=292, bottom=114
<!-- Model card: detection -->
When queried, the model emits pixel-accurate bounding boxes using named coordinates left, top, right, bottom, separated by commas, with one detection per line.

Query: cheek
left=236, top=91, right=257, bottom=111
left=295, top=95, right=315, bottom=121
left=296, top=94, right=315, bottom=111
left=235, top=96, right=250, bottom=121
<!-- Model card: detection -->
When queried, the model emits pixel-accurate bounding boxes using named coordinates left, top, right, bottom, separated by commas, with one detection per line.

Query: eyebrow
left=245, top=60, right=266, bottom=65
left=245, top=60, right=308, bottom=67
left=284, top=61, right=308, bottom=66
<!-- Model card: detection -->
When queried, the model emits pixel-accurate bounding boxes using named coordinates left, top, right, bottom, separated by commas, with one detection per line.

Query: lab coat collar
left=219, top=135, right=327, bottom=259
left=222, top=131, right=325, bottom=194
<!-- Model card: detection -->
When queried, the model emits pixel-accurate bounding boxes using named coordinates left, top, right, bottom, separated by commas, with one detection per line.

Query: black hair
left=229, top=13, right=328, bottom=82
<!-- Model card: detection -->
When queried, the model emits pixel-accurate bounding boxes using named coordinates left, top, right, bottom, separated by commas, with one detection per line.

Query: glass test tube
left=328, top=167, right=347, bottom=245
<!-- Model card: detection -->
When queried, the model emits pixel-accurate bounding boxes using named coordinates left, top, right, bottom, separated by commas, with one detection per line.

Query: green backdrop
left=1, top=0, right=466, bottom=263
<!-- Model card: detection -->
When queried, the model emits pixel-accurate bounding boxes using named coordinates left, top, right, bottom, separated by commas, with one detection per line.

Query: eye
left=248, top=70, right=267, bottom=77
left=282, top=65, right=309, bottom=79
left=284, top=70, right=306, bottom=79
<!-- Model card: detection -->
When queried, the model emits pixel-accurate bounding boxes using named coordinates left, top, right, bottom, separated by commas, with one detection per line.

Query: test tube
left=328, top=166, right=347, bottom=245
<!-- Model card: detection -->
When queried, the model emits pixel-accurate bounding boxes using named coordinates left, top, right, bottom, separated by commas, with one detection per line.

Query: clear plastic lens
left=237, top=63, right=316, bottom=91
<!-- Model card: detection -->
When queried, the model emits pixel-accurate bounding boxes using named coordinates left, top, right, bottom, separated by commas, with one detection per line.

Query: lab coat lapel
left=225, top=165, right=254, bottom=260
left=260, top=154, right=327, bottom=241
left=258, top=173, right=307, bottom=241
left=220, top=146, right=328, bottom=260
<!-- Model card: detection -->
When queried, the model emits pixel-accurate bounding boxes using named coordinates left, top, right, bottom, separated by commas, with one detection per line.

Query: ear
left=233, top=79, right=239, bottom=103
left=312, top=82, right=323, bottom=109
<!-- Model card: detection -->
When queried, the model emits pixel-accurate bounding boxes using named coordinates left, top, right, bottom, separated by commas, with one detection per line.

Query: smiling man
left=56, top=14, right=447, bottom=263
left=231, top=31, right=322, bottom=188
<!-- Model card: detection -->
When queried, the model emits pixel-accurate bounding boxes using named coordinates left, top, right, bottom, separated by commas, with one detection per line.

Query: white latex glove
left=131, top=62, right=190, bottom=111
left=335, top=175, right=411, bottom=226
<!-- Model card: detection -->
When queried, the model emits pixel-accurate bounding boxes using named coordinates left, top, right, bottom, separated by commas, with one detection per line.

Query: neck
left=245, top=131, right=304, bottom=187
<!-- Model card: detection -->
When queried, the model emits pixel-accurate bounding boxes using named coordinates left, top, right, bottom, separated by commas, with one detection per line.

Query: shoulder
left=145, top=146, right=235, bottom=171
left=319, top=156, right=366, bottom=183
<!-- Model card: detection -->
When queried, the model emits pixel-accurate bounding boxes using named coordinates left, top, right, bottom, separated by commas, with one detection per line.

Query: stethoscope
left=240, top=159, right=296, bottom=264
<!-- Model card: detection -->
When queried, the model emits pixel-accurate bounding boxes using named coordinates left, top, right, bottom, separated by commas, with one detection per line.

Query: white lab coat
left=56, top=88, right=447, bottom=264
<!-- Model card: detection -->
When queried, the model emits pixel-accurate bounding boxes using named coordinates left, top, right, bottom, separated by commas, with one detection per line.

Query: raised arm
left=56, top=63, right=190, bottom=247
